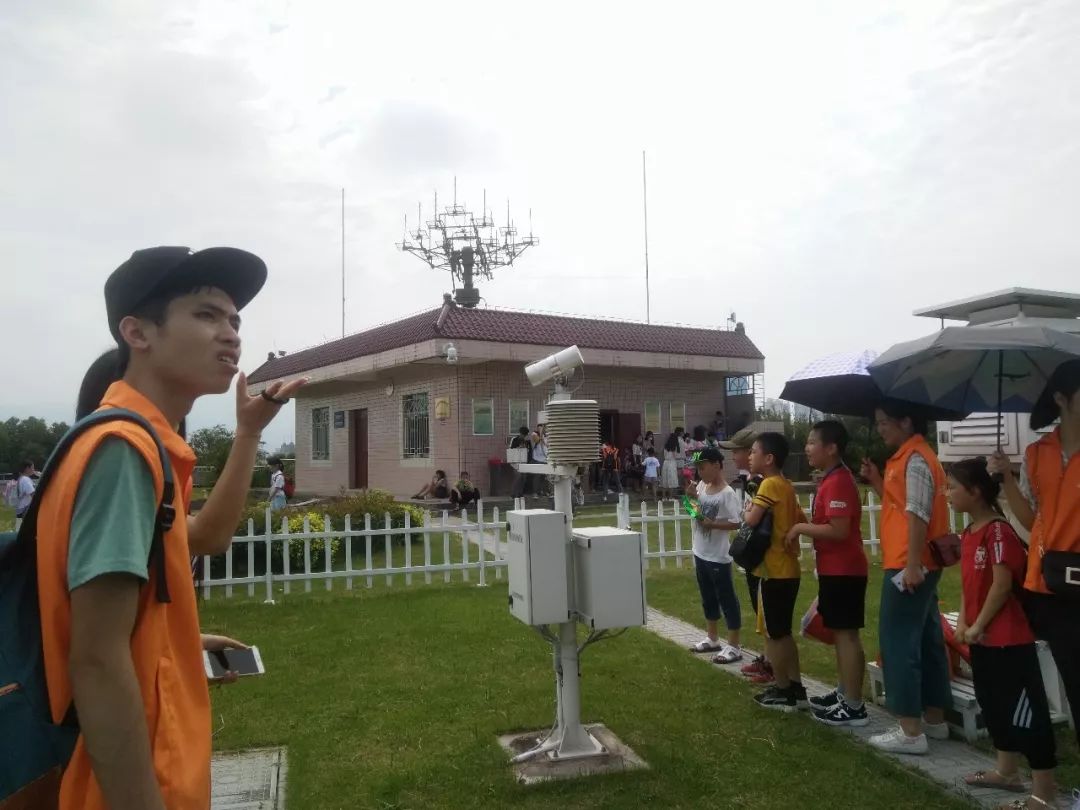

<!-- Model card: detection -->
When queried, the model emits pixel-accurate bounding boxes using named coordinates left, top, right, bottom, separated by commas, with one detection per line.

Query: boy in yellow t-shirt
left=744, top=432, right=808, bottom=712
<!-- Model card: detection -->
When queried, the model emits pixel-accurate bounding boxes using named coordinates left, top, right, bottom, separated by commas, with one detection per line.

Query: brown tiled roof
left=248, top=303, right=763, bottom=383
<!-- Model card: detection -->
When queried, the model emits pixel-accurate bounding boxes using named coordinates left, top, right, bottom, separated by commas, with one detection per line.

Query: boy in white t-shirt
left=642, top=448, right=661, bottom=500
left=686, top=447, right=745, bottom=664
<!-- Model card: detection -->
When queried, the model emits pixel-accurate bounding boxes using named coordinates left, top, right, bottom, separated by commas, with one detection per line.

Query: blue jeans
left=694, top=555, right=741, bottom=630
left=270, top=493, right=287, bottom=512
left=879, top=568, right=951, bottom=718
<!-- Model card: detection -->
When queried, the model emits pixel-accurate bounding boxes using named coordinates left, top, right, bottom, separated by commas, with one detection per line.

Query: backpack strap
left=17, top=407, right=175, bottom=604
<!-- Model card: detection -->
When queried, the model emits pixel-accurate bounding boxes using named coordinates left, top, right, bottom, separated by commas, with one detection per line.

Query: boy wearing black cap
left=686, top=447, right=745, bottom=664
left=34, top=247, right=305, bottom=810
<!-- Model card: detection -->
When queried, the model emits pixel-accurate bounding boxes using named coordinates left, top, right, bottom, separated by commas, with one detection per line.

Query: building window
left=644, top=402, right=662, bottom=435
left=402, top=393, right=430, bottom=458
left=726, top=375, right=751, bottom=396
left=669, top=402, right=686, bottom=432
left=311, top=407, right=330, bottom=461
left=472, top=398, right=494, bottom=436
left=508, top=399, right=530, bottom=437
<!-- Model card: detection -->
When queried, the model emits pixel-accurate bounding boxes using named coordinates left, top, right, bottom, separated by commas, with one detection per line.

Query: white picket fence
left=199, top=491, right=962, bottom=600
left=615, top=490, right=963, bottom=569
left=198, top=502, right=511, bottom=601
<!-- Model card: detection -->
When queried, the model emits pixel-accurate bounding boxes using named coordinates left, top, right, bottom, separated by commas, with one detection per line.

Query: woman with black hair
left=860, top=400, right=951, bottom=755
left=268, top=456, right=287, bottom=511
left=413, top=470, right=450, bottom=500
left=948, top=458, right=1057, bottom=807
left=991, top=358, right=1080, bottom=747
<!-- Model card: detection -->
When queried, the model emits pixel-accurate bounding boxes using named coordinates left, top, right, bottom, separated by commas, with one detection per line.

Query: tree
left=0, top=416, right=70, bottom=474
left=188, top=425, right=236, bottom=479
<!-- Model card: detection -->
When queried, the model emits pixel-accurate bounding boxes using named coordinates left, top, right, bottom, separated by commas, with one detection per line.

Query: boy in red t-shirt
left=948, top=458, right=1057, bottom=806
left=787, top=420, right=869, bottom=727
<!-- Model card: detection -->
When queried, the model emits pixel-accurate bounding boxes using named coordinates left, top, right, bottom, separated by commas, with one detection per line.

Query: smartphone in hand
left=203, top=646, right=265, bottom=680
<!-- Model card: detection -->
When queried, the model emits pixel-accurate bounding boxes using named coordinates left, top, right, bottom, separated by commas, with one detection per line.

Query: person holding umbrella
left=990, top=358, right=1080, bottom=744
left=859, top=400, right=952, bottom=755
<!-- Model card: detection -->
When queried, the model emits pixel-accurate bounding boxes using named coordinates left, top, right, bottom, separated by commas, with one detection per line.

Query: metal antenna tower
left=397, top=178, right=539, bottom=307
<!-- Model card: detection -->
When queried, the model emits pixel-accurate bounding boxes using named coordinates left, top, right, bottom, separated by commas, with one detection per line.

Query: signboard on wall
left=334, top=410, right=346, bottom=429
left=434, top=397, right=451, bottom=423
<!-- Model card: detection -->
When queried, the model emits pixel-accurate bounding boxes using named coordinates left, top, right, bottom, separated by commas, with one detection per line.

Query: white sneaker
left=868, top=727, right=928, bottom=755
left=1070, top=787, right=1080, bottom=810
left=923, top=721, right=949, bottom=740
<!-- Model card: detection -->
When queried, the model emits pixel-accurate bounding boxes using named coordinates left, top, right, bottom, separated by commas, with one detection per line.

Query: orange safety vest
left=880, top=435, right=949, bottom=570
left=36, top=380, right=209, bottom=810
left=1023, top=427, right=1080, bottom=593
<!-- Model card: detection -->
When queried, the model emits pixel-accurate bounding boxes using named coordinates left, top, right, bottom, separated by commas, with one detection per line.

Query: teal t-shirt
left=67, top=437, right=157, bottom=591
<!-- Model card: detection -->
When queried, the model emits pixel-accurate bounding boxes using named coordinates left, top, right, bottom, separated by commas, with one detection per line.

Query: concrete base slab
left=211, top=747, right=287, bottom=809
left=498, top=724, right=648, bottom=785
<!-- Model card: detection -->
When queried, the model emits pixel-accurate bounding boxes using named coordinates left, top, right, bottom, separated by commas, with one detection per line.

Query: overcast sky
left=4, top=0, right=1079, bottom=450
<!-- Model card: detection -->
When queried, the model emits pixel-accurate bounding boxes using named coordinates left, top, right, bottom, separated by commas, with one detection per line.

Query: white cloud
left=4, top=0, right=1080, bottom=450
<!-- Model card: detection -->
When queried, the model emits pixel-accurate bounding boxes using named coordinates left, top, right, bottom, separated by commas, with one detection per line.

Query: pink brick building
left=248, top=296, right=764, bottom=497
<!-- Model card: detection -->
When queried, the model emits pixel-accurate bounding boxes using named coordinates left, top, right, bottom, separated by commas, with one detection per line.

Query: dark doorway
left=350, top=409, right=368, bottom=489
left=616, top=413, right=642, bottom=456
left=599, top=410, right=618, bottom=445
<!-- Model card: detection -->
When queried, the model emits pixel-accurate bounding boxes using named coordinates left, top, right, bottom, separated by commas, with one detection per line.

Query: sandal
left=690, top=638, right=722, bottom=653
left=965, top=771, right=1026, bottom=793
left=711, top=645, right=743, bottom=665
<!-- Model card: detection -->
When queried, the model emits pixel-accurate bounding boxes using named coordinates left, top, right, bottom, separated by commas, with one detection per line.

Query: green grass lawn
left=202, top=586, right=973, bottom=810
left=0, top=503, right=14, bottom=532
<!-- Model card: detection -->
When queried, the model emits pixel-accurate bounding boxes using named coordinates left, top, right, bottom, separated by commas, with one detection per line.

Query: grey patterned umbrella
left=868, top=324, right=1080, bottom=448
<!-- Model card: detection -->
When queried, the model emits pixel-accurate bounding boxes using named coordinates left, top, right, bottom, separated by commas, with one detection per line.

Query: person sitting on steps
left=450, top=471, right=480, bottom=512
left=413, top=470, right=449, bottom=500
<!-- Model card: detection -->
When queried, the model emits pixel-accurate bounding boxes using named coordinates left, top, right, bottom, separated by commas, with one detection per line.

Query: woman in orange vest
left=859, top=401, right=952, bottom=756
left=991, top=358, right=1080, bottom=744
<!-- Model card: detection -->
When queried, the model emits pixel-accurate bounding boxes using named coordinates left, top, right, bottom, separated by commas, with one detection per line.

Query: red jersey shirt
left=812, top=465, right=868, bottom=577
left=961, top=519, right=1033, bottom=647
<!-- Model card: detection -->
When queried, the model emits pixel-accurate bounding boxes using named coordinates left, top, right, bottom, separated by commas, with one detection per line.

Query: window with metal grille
left=644, top=402, right=662, bottom=435
left=726, top=375, right=751, bottom=396
left=668, top=402, right=686, bottom=432
left=402, top=393, right=430, bottom=458
left=311, top=407, right=330, bottom=461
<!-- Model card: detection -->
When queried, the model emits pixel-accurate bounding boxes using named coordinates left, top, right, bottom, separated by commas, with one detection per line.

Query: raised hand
left=235, top=372, right=309, bottom=436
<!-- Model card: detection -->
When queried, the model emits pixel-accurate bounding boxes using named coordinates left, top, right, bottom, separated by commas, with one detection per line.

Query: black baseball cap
left=691, top=447, right=725, bottom=465
left=104, top=246, right=267, bottom=341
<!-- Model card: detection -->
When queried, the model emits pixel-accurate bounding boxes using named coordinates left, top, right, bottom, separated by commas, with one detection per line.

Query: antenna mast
left=397, top=177, right=539, bottom=307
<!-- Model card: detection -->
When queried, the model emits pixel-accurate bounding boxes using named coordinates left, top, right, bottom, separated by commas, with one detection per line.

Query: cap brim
left=167, top=247, right=267, bottom=311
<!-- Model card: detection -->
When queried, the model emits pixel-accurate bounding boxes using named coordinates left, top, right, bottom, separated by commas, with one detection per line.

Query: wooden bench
left=866, top=612, right=1072, bottom=743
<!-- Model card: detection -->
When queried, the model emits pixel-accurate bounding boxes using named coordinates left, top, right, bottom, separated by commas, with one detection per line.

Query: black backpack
left=0, top=408, right=175, bottom=804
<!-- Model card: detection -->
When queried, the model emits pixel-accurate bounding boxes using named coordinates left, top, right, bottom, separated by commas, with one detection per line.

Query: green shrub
left=228, top=490, right=428, bottom=575
left=283, top=512, right=339, bottom=570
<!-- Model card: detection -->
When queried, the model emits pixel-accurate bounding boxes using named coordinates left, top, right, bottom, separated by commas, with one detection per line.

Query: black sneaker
left=813, top=699, right=870, bottom=727
left=809, top=690, right=840, bottom=710
left=754, top=684, right=807, bottom=713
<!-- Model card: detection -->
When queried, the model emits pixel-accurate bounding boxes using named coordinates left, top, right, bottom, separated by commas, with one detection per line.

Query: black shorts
left=817, top=575, right=867, bottom=630
left=760, top=578, right=800, bottom=639
left=970, top=644, right=1057, bottom=770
